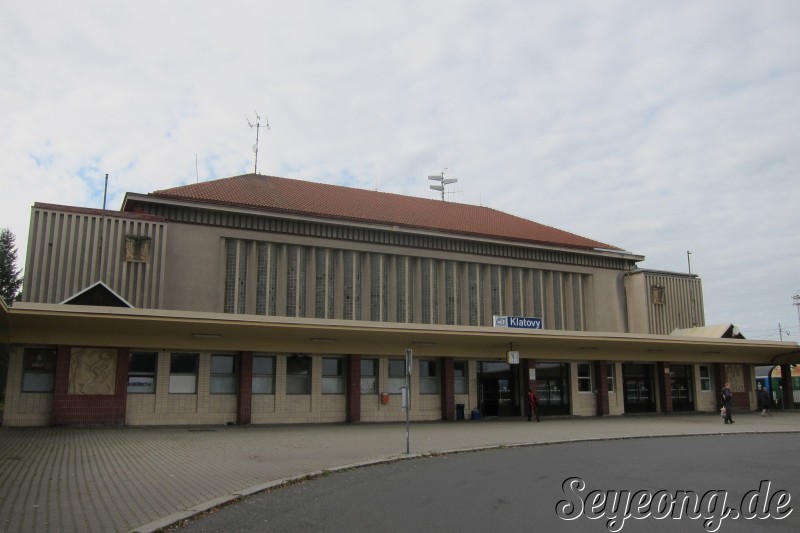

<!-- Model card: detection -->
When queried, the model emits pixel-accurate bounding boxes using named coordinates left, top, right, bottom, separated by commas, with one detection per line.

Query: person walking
left=721, top=382, right=734, bottom=424
left=757, top=383, right=773, bottom=417
left=527, top=387, right=540, bottom=422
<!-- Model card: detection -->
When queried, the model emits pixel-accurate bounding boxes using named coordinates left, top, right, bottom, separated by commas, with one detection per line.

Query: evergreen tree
left=0, top=227, right=23, bottom=305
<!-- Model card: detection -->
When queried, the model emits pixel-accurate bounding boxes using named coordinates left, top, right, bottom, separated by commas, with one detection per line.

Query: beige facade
left=3, top=175, right=799, bottom=427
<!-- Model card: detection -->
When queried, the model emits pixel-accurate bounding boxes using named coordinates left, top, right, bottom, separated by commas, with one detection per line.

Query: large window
left=361, top=358, right=377, bottom=394
left=388, top=359, right=406, bottom=394
left=699, top=365, right=711, bottom=391
left=224, top=239, right=248, bottom=314
left=577, top=363, right=592, bottom=393
left=419, top=359, right=440, bottom=394
left=21, top=348, right=57, bottom=392
left=286, top=355, right=310, bottom=394
left=169, top=353, right=198, bottom=394
left=210, top=354, right=237, bottom=394
left=128, top=351, right=157, bottom=393
left=252, top=355, right=275, bottom=394
left=322, top=357, right=345, bottom=394
left=607, top=364, right=615, bottom=393
left=454, top=360, right=468, bottom=394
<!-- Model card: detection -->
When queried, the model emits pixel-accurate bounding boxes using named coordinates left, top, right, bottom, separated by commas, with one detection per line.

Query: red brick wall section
left=237, top=352, right=253, bottom=425
left=594, top=360, right=609, bottom=416
left=523, top=359, right=536, bottom=394
left=53, top=346, right=128, bottom=426
left=441, top=357, right=454, bottom=421
left=347, top=355, right=361, bottom=423
left=658, top=362, right=673, bottom=414
left=780, top=364, right=794, bottom=409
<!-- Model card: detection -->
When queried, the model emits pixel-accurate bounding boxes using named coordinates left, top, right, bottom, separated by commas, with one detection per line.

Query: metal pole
left=102, top=173, right=108, bottom=210
left=793, top=293, right=800, bottom=337
left=405, top=348, right=412, bottom=454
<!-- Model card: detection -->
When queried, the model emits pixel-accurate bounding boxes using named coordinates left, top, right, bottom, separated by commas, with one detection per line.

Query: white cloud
left=2, top=0, right=799, bottom=338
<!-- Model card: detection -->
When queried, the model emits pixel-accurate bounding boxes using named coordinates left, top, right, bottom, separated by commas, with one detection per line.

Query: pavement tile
left=0, top=412, right=797, bottom=533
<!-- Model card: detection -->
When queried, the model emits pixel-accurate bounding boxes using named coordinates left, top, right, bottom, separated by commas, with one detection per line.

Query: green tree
left=0, top=227, right=23, bottom=305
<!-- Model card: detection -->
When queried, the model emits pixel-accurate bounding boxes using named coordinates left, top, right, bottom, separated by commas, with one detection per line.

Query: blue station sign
left=493, top=315, right=543, bottom=330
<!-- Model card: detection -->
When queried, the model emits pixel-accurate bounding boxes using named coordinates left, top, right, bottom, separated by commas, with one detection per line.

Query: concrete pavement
left=0, top=411, right=798, bottom=533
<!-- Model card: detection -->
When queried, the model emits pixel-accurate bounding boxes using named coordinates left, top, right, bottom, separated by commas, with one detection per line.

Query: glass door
left=535, top=362, right=570, bottom=416
left=623, top=363, right=656, bottom=413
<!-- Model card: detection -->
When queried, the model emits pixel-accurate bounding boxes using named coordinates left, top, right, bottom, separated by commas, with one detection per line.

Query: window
left=577, top=363, right=592, bottom=393
left=169, top=353, right=198, bottom=394
left=388, top=359, right=405, bottom=394
left=361, top=358, right=377, bottom=394
left=210, top=354, right=237, bottom=394
left=256, top=242, right=278, bottom=316
left=468, top=263, right=480, bottom=326
left=21, top=348, right=57, bottom=392
left=286, top=355, right=310, bottom=394
left=128, top=351, right=157, bottom=393
left=606, top=364, right=615, bottom=393
left=419, top=359, right=440, bottom=394
left=699, top=365, right=711, bottom=391
left=224, top=239, right=248, bottom=314
left=322, top=357, right=345, bottom=394
left=454, top=361, right=468, bottom=394
left=252, top=355, right=275, bottom=394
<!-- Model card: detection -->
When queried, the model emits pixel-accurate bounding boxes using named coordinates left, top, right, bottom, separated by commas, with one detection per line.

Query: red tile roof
left=146, top=174, right=620, bottom=251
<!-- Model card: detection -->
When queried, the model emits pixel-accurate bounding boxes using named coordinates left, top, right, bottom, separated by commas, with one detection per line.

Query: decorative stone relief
left=69, top=348, right=117, bottom=395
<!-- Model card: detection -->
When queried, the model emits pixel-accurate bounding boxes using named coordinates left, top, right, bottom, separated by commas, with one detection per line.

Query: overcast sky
left=2, top=1, right=798, bottom=340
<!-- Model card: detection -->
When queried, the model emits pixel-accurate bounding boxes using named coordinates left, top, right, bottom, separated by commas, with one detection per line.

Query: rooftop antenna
left=428, top=169, right=458, bottom=201
left=245, top=111, right=269, bottom=174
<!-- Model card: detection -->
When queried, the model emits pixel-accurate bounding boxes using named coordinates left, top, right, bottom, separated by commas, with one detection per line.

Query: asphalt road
left=175, top=433, right=800, bottom=533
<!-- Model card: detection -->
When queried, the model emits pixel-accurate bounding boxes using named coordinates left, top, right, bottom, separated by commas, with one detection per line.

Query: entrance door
left=477, top=362, right=519, bottom=417
left=535, top=362, right=570, bottom=416
left=670, top=365, right=695, bottom=411
left=623, top=364, right=656, bottom=413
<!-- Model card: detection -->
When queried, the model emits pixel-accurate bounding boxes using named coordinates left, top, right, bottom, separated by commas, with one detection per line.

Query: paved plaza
left=0, top=412, right=798, bottom=533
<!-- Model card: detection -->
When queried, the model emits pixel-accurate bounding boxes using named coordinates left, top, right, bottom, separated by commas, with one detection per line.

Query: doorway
left=477, top=361, right=520, bottom=417
left=535, top=362, right=571, bottom=416
left=670, top=365, right=695, bottom=411
left=623, top=363, right=656, bottom=413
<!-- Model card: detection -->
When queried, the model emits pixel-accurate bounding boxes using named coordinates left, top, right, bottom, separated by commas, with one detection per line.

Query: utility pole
left=793, top=293, right=800, bottom=336
left=779, top=323, right=790, bottom=341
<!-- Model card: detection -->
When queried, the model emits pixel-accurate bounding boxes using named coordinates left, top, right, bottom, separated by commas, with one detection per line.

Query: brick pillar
left=742, top=365, right=753, bottom=411
left=441, top=356, right=454, bottom=421
left=347, top=355, right=361, bottom=423
left=594, top=360, right=609, bottom=416
left=658, top=362, right=672, bottom=414
left=522, top=359, right=537, bottom=419
left=237, top=351, right=253, bottom=425
left=713, top=363, right=725, bottom=410
left=780, top=364, right=794, bottom=409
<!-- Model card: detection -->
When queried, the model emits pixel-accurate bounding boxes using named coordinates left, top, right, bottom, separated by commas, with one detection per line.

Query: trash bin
left=471, top=408, right=481, bottom=420
left=456, top=404, right=465, bottom=420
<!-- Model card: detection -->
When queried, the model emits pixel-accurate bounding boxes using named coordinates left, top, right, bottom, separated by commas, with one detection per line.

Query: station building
left=2, top=173, right=798, bottom=426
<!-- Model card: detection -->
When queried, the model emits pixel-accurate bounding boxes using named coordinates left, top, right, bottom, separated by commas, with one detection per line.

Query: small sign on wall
left=529, top=368, right=536, bottom=381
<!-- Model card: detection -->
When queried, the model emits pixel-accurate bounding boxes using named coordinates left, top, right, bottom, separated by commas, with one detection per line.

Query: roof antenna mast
left=427, top=168, right=458, bottom=201
left=245, top=111, right=270, bottom=175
